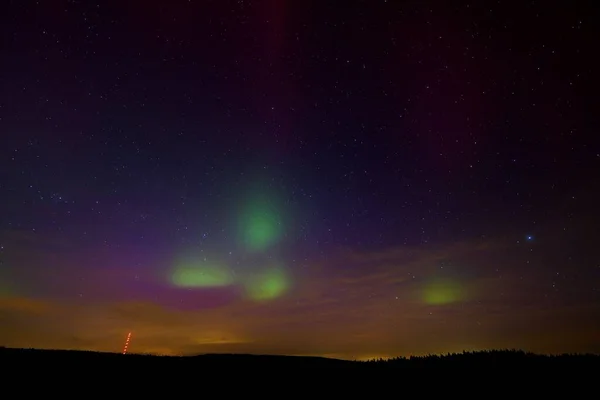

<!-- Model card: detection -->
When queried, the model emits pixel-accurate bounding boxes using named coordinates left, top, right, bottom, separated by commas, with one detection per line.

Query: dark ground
left=2, top=347, right=596, bottom=393
left=2, top=346, right=598, bottom=368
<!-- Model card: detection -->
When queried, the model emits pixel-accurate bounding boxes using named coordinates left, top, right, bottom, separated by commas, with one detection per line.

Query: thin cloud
left=1, top=236, right=598, bottom=358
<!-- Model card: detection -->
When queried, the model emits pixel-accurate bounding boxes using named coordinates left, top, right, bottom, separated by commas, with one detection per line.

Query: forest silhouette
left=2, top=346, right=597, bottom=370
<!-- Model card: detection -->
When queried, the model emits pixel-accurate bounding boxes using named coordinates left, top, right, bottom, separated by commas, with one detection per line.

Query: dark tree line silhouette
left=1, top=346, right=598, bottom=370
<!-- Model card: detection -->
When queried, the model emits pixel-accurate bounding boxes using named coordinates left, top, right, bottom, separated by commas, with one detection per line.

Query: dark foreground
left=2, top=346, right=598, bottom=369
left=2, top=347, right=597, bottom=393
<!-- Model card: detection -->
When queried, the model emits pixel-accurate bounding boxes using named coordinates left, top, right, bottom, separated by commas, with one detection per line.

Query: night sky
left=1, top=0, right=599, bottom=360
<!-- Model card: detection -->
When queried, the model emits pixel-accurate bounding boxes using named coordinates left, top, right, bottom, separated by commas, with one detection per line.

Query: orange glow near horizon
left=1, top=232, right=599, bottom=360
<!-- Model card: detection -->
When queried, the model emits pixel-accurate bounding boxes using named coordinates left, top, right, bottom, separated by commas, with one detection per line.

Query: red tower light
left=122, top=332, right=132, bottom=355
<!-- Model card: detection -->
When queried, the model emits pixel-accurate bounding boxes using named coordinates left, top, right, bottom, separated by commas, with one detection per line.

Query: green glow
left=245, top=268, right=289, bottom=301
left=239, top=196, right=282, bottom=252
left=422, top=279, right=463, bottom=305
left=0, top=273, right=14, bottom=296
left=0, top=283, right=12, bottom=296
left=171, top=262, right=234, bottom=288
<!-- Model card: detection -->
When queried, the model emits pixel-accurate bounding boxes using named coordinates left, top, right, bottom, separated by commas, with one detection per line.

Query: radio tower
left=122, top=332, right=132, bottom=355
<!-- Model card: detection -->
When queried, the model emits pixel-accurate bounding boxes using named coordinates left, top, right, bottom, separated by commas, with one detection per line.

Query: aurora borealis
left=170, top=183, right=290, bottom=301
left=1, top=1, right=599, bottom=360
left=238, top=194, right=283, bottom=253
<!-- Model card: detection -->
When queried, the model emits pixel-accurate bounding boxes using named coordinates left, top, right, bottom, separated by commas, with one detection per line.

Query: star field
left=0, top=0, right=598, bottom=359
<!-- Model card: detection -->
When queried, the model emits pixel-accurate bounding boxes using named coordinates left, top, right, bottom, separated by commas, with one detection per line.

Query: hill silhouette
left=1, top=346, right=598, bottom=370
